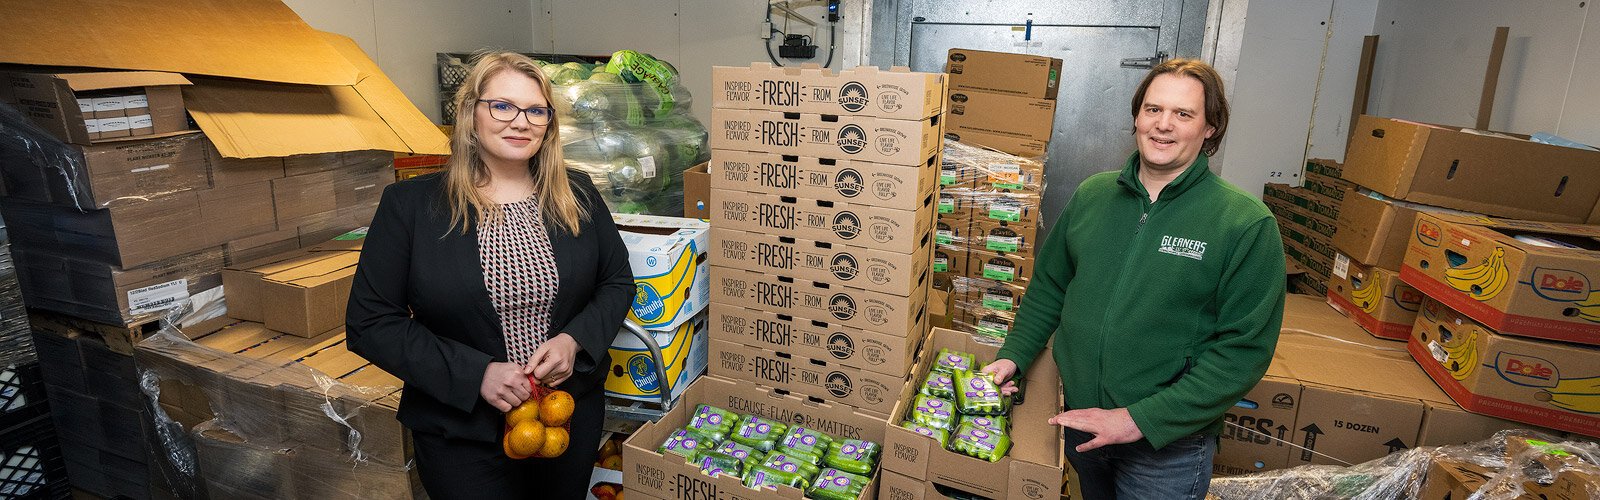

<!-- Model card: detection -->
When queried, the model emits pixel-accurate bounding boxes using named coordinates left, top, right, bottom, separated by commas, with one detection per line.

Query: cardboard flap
left=319, top=33, right=450, bottom=156
left=186, top=77, right=408, bottom=158
left=267, top=253, right=360, bottom=286
left=54, top=71, right=193, bottom=91
left=0, top=0, right=358, bottom=86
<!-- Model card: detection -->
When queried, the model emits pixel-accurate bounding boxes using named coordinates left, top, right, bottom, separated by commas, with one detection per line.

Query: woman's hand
left=527, top=333, right=581, bottom=387
left=481, top=361, right=532, bottom=412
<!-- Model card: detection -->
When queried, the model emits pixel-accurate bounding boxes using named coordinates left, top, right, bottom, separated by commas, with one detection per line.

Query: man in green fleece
left=982, top=59, right=1285, bottom=499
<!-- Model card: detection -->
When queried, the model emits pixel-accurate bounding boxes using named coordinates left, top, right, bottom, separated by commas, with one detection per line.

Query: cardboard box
left=943, top=130, right=1047, bottom=159
left=271, top=161, right=392, bottom=226
left=934, top=217, right=971, bottom=249
left=222, top=239, right=363, bottom=336
left=394, top=166, right=442, bottom=181
left=683, top=162, right=709, bottom=219
left=708, top=338, right=905, bottom=415
left=945, top=90, right=1057, bottom=143
left=709, top=188, right=933, bottom=256
left=11, top=245, right=224, bottom=326
left=708, top=149, right=938, bottom=212
left=1214, top=362, right=1301, bottom=476
left=956, top=279, right=1027, bottom=316
left=294, top=201, right=378, bottom=247
left=944, top=48, right=1062, bottom=100
left=709, top=265, right=928, bottom=338
left=50, top=132, right=211, bottom=210
left=1279, top=292, right=1413, bottom=356
left=1325, top=256, right=1422, bottom=341
left=882, top=327, right=1063, bottom=499
left=968, top=219, right=1039, bottom=256
left=1409, top=298, right=1600, bottom=438
left=931, top=247, right=967, bottom=276
left=3, top=70, right=191, bottom=145
left=200, top=181, right=279, bottom=244
left=282, top=152, right=343, bottom=178
left=711, top=63, right=946, bottom=120
left=616, top=215, right=711, bottom=331
left=1264, top=183, right=1340, bottom=222
left=1279, top=341, right=1434, bottom=467
left=710, top=227, right=930, bottom=297
left=1417, top=399, right=1550, bottom=448
left=966, top=250, right=1034, bottom=284
left=1400, top=212, right=1600, bottom=345
left=1279, top=219, right=1337, bottom=263
left=207, top=140, right=286, bottom=187
left=621, top=375, right=889, bottom=500
left=1417, top=457, right=1494, bottom=500
left=708, top=108, right=941, bottom=167
left=606, top=314, right=708, bottom=403
left=1333, top=189, right=1457, bottom=270
left=1265, top=196, right=1337, bottom=239
left=968, top=191, right=1043, bottom=225
left=709, top=302, right=924, bottom=378
left=1301, top=171, right=1355, bottom=205
left=1, top=193, right=212, bottom=268
left=1343, top=115, right=1600, bottom=222
left=935, top=190, right=973, bottom=218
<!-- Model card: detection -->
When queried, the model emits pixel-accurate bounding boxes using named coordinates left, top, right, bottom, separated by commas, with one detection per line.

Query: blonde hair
left=445, top=51, right=588, bottom=235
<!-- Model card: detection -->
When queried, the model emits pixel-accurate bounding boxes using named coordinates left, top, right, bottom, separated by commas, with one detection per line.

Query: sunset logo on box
left=1417, top=221, right=1442, bottom=247
left=1530, top=267, right=1590, bottom=301
left=1495, top=352, right=1560, bottom=388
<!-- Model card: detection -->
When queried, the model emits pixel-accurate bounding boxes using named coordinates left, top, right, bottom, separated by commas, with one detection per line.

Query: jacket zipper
left=1098, top=194, right=1160, bottom=406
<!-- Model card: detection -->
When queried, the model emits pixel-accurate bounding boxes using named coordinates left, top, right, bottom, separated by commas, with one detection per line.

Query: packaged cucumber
left=776, top=426, right=833, bottom=463
left=909, top=394, right=957, bottom=431
left=659, top=428, right=713, bottom=462
left=932, top=349, right=976, bottom=375
left=694, top=450, right=743, bottom=478
left=954, top=369, right=1009, bottom=416
left=686, top=404, right=737, bottom=438
left=742, top=464, right=810, bottom=491
left=730, top=415, right=789, bottom=452
left=712, top=440, right=765, bottom=462
left=823, top=439, right=880, bottom=475
left=947, top=422, right=1013, bottom=462
left=920, top=372, right=955, bottom=400
left=807, top=468, right=870, bottom=500
left=900, top=421, right=951, bottom=447
left=962, top=415, right=1009, bottom=434
left=762, top=452, right=821, bottom=480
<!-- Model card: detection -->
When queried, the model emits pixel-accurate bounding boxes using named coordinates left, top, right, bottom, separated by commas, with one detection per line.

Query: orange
left=539, top=390, right=575, bottom=427
left=536, top=425, right=570, bottom=457
left=503, top=433, right=532, bottom=459
left=506, top=399, right=540, bottom=425
left=601, top=454, right=622, bottom=470
left=506, top=420, right=546, bottom=458
left=598, top=438, right=620, bottom=459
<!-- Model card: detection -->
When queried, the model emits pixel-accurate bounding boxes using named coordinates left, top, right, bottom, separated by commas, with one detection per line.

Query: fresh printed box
left=1400, top=212, right=1600, bottom=346
left=616, top=214, right=711, bottom=331
left=605, top=314, right=708, bottom=403
left=1409, top=298, right=1600, bottom=437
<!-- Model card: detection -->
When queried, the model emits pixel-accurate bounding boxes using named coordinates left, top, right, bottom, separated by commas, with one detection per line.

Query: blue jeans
left=1064, top=428, right=1216, bottom=500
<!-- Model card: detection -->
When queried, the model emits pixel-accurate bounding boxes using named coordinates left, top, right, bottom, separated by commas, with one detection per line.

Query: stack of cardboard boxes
left=1265, top=159, right=1349, bottom=297
left=932, top=49, right=1060, bottom=339
left=604, top=214, right=711, bottom=405
left=0, top=7, right=447, bottom=498
left=618, top=63, right=945, bottom=500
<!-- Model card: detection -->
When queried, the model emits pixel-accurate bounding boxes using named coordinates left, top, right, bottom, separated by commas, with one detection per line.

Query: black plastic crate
left=0, top=363, right=48, bottom=433
left=0, top=416, right=69, bottom=499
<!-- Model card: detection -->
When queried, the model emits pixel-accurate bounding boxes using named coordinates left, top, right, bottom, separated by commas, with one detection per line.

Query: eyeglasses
left=477, top=99, right=553, bottom=125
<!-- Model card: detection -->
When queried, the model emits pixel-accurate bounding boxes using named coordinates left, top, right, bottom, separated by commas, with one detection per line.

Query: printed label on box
left=987, top=234, right=1020, bottom=252
left=128, top=278, right=190, bottom=315
left=1333, top=253, right=1351, bottom=279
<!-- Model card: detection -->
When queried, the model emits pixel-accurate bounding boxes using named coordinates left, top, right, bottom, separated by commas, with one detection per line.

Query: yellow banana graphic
left=1536, top=376, right=1600, bottom=414
left=1437, top=329, right=1478, bottom=381
left=628, top=242, right=701, bottom=326
left=1572, top=291, right=1600, bottom=324
left=1444, top=248, right=1507, bottom=301
left=1350, top=272, right=1382, bottom=314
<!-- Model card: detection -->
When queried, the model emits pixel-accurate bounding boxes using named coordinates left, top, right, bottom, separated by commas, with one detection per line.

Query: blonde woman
left=347, top=52, right=633, bottom=498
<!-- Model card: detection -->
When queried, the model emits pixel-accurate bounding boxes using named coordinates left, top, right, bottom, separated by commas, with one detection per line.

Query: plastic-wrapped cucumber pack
left=542, top=50, right=709, bottom=216
left=659, top=408, right=883, bottom=496
left=954, top=369, right=1010, bottom=416
left=900, top=356, right=1018, bottom=462
left=947, top=422, right=1013, bottom=462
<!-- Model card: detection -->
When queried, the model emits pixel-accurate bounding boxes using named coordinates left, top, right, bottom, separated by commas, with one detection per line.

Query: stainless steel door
left=908, top=23, right=1160, bottom=237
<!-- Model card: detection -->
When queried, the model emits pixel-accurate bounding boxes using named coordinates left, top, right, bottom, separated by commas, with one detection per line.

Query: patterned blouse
left=476, top=197, right=561, bottom=365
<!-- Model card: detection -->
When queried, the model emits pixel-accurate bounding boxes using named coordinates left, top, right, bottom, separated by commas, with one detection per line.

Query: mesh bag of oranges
left=503, top=375, right=578, bottom=459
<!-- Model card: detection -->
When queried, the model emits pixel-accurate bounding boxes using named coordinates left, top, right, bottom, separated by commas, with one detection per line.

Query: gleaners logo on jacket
left=1158, top=235, right=1208, bottom=261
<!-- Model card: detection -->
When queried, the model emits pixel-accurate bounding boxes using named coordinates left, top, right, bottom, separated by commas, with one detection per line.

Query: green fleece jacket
left=996, top=153, right=1285, bottom=449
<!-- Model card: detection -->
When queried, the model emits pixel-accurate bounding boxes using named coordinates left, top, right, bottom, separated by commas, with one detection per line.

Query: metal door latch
left=1121, top=51, right=1169, bottom=69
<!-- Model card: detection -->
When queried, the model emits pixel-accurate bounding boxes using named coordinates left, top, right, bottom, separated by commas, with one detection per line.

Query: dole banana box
left=709, top=265, right=928, bottom=337
left=711, top=63, right=946, bottom=121
left=880, top=327, right=1064, bottom=500
left=709, top=227, right=931, bottom=297
left=1400, top=212, right=1600, bottom=346
left=1409, top=298, right=1600, bottom=438
left=709, top=148, right=939, bottom=213
left=616, top=214, right=711, bottom=331
left=1326, top=254, right=1424, bottom=341
left=709, top=303, right=923, bottom=378
left=621, top=374, right=888, bottom=500
left=710, top=188, right=933, bottom=256
left=708, top=108, right=942, bottom=167
left=605, top=314, right=708, bottom=403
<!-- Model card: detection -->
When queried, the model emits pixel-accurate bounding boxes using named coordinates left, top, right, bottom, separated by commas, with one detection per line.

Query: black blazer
left=346, top=171, right=633, bottom=442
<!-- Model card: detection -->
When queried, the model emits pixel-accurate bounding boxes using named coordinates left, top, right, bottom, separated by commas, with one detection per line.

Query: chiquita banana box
left=614, top=214, right=710, bottom=330
left=1400, top=212, right=1600, bottom=346
left=1409, top=298, right=1600, bottom=438
left=606, top=314, right=708, bottom=402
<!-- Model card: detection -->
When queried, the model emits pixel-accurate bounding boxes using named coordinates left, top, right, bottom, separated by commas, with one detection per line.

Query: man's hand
left=527, top=333, right=581, bottom=387
left=481, top=361, right=532, bottom=412
left=979, top=358, right=1021, bottom=395
left=1050, top=407, right=1144, bottom=452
